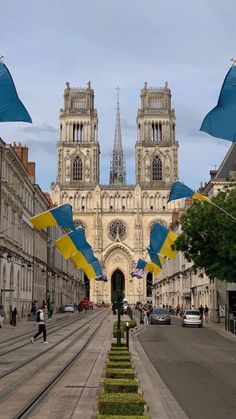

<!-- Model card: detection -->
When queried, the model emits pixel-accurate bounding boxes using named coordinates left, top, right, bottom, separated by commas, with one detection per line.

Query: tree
left=175, top=186, right=236, bottom=282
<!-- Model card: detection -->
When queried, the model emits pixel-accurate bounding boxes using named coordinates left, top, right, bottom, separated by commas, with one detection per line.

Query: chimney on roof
left=27, top=162, right=35, bottom=184
left=210, top=169, right=217, bottom=180
left=12, top=142, right=36, bottom=184
left=12, top=142, right=28, bottom=168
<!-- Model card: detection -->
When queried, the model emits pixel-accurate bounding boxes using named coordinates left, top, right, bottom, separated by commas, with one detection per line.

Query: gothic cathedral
left=51, top=81, right=180, bottom=304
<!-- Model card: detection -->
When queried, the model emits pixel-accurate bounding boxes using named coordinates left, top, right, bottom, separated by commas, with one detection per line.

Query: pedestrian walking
left=176, top=304, right=180, bottom=316
left=204, top=305, right=209, bottom=322
left=0, top=305, right=5, bottom=328
left=199, top=304, right=204, bottom=318
left=48, top=303, right=54, bottom=318
left=30, top=306, right=48, bottom=344
left=143, top=307, right=149, bottom=325
left=12, top=307, right=17, bottom=327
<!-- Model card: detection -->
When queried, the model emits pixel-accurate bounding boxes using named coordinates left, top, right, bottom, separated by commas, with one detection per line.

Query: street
left=138, top=317, right=236, bottom=419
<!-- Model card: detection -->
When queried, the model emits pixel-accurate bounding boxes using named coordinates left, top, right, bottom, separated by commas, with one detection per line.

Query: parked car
left=64, top=304, right=75, bottom=313
left=149, top=308, right=171, bottom=325
left=182, top=309, right=203, bottom=327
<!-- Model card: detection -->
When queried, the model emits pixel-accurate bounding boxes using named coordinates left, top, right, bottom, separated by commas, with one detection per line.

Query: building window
left=152, top=156, right=162, bottom=180
left=73, top=156, right=82, bottom=180
left=109, top=220, right=127, bottom=241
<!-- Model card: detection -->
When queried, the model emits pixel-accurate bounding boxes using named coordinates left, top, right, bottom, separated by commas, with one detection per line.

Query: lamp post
left=112, top=272, right=123, bottom=346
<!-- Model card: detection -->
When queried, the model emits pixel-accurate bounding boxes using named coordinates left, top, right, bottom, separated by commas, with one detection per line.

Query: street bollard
left=126, top=321, right=129, bottom=350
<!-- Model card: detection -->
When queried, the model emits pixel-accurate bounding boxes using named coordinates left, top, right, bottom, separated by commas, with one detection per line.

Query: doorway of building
left=84, top=275, right=90, bottom=300
left=146, top=272, right=153, bottom=298
left=111, top=270, right=125, bottom=302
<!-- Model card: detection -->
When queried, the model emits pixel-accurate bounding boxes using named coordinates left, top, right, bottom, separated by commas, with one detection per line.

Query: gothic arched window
left=109, top=220, right=127, bottom=241
left=152, top=156, right=162, bottom=180
left=73, top=156, right=82, bottom=181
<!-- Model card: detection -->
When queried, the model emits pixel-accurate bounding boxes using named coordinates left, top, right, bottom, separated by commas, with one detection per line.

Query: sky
left=0, top=0, right=235, bottom=192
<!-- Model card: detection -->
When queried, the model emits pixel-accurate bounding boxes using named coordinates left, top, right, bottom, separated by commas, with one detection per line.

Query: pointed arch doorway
left=111, top=269, right=125, bottom=302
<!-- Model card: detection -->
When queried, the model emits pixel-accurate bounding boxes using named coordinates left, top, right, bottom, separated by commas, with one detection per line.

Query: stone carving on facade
left=112, top=255, right=124, bottom=264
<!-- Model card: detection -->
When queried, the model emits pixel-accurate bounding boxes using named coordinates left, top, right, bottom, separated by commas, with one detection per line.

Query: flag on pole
left=29, top=203, right=75, bottom=231
left=168, top=181, right=210, bottom=203
left=147, top=248, right=163, bottom=270
left=135, top=258, right=162, bottom=276
left=71, top=252, right=97, bottom=280
left=0, top=61, right=32, bottom=123
left=150, top=223, right=177, bottom=260
left=55, top=228, right=91, bottom=260
left=200, top=63, right=236, bottom=141
left=71, top=252, right=103, bottom=280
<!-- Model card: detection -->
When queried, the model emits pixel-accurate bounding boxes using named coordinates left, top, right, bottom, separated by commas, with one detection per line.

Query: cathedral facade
left=51, top=81, right=180, bottom=304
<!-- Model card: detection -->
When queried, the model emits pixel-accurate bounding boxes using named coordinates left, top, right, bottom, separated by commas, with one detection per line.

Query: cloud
left=19, top=123, right=58, bottom=137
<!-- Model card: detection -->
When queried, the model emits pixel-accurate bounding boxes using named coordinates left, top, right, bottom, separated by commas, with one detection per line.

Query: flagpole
left=208, top=200, right=236, bottom=222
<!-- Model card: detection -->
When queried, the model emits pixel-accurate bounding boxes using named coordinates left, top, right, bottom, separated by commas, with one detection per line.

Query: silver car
left=149, top=308, right=171, bottom=325
left=182, top=309, right=203, bottom=327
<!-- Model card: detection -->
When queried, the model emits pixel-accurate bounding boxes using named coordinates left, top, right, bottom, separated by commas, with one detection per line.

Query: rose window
left=109, top=221, right=127, bottom=241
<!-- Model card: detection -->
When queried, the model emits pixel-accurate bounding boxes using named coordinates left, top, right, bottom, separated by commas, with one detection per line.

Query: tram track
left=0, top=309, right=110, bottom=419
left=0, top=309, right=106, bottom=381
left=0, top=312, right=88, bottom=355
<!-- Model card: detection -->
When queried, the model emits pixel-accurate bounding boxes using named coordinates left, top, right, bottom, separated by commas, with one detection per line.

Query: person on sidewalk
left=199, top=304, right=204, bottom=319
left=0, top=305, right=5, bottom=328
left=204, top=305, right=209, bottom=322
left=143, top=307, right=149, bottom=325
left=30, top=306, right=48, bottom=344
left=12, top=307, right=17, bottom=327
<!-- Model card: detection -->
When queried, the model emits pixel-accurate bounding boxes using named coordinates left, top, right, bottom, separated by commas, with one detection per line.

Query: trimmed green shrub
left=110, top=346, right=128, bottom=351
left=98, top=393, right=145, bottom=415
left=106, top=368, right=135, bottom=379
left=108, top=350, right=129, bottom=356
left=106, top=361, right=132, bottom=369
left=104, top=378, right=138, bottom=393
left=109, top=356, right=131, bottom=363
left=113, top=320, right=137, bottom=330
left=96, top=416, right=150, bottom=419
left=111, top=342, right=127, bottom=347
left=113, top=331, right=125, bottom=338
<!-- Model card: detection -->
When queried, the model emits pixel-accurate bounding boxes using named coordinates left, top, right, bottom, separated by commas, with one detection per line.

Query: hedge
left=96, top=416, right=150, bottom=419
left=104, top=378, right=138, bottom=393
left=106, top=361, right=132, bottom=369
left=111, top=342, right=127, bottom=347
left=108, top=351, right=130, bottom=356
left=106, top=368, right=135, bottom=379
left=109, top=356, right=131, bottom=363
left=113, top=330, right=125, bottom=339
left=110, top=346, right=128, bottom=351
left=98, top=393, right=145, bottom=415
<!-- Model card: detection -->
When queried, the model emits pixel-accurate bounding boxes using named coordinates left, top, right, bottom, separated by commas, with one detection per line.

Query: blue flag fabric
left=168, top=181, right=195, bottom=202
left=147, top=248, right=162, bottom=268
left=0, top=62, right=32, bottom=123
left=200, top=65, right=236, bottom=141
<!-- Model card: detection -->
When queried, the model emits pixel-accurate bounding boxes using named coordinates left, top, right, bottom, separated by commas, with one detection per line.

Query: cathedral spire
left=109, top=87, right=126, bottom=185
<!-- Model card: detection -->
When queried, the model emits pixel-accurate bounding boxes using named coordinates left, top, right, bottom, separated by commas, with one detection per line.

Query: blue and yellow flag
left=200, top=64, right=236, bottom=141
left=29, top=203, right=75, bottom=231
left=147, top=249, right=163, bottom=270
left=150, top=223, right=177, bottom=260
left=55, top=228, right=91, bottom=260
left=71, top=252, right=97, bottom=280
left=136, top=258, right=161, bottom=275
left=0, top=62, right=32, bottom=123
left=168, top=181, right=210, bottom=203
left=71, top=252, right=103, bottom=280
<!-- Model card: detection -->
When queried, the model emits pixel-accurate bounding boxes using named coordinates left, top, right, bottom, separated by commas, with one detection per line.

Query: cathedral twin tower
left=51, top=81, right=179, bottom=304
